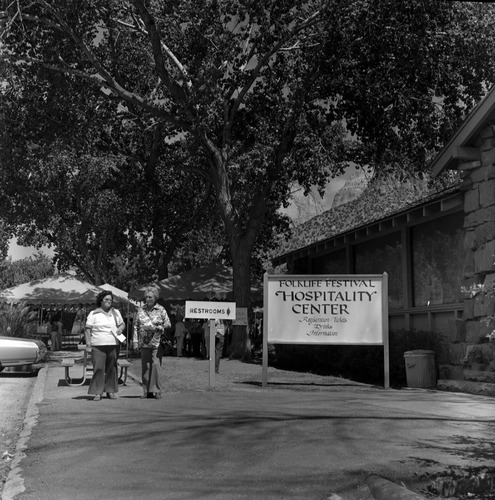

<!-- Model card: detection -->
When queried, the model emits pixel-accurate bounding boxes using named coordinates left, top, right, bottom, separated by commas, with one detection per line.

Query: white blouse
left=85, top=308, right=123, bottom=346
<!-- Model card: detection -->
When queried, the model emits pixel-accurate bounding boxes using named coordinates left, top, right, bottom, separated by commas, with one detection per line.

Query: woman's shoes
left=94, top=394, right=116, bottom=400
left=139, top=392, right=161, bottom=399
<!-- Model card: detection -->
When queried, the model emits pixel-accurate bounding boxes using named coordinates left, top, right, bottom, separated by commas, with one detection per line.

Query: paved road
left=3, top=358, right=495, bottom=500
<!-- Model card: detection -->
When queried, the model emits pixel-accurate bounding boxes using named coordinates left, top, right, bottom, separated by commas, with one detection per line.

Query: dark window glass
left=311, top=249, right=347, bottom=274
left=354, top=232, right=403, bottom=309
left=292, top=258, right=309, bottom=274
left=412, top=213, right=463, bottom=307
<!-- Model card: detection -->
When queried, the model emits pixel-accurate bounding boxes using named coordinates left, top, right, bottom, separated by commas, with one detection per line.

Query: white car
left=0, top=336, right=48, bottom=372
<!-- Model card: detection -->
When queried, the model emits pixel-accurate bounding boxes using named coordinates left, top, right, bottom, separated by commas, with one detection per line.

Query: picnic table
left=61, top=345, right=131, bottom=387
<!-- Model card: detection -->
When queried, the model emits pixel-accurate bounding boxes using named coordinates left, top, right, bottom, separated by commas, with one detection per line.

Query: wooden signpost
left=184, top=300, right=236, bottom=386
left=262, top=273, right=389, bottom=388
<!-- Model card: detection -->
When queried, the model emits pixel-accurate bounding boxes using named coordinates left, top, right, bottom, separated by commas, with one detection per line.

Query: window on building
left=354, top=232, right=403, bottom=309
left=311, top=249, right=347, bottom=274
left=291, top=258, right=309, bottom=274
left=412, top=213, right=463, bottom=307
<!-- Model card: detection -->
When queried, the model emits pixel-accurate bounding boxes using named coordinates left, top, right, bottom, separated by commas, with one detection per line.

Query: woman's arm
left=132, top=312, right=139, bottom=348
left=84, top=311, right=94, bottom=347
left=161, top=309, right=172, bottom=330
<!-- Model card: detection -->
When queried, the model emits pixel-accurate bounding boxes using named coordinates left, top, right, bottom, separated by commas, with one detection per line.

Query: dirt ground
left=123, top=352, right=379, bottom=394
left=0, top=370, right=37, bottom=495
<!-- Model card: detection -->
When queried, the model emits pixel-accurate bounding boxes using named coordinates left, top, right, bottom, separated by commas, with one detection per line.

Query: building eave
left=272, top=188, right=462, bottom=268
left=430, top=85, right=495, bottom=176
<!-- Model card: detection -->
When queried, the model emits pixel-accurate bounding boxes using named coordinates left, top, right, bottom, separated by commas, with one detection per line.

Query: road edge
left=2, top=366, right=48, bottom=500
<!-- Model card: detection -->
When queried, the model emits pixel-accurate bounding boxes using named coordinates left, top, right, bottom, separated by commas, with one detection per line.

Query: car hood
left=0, top=336, right=48, bottom=363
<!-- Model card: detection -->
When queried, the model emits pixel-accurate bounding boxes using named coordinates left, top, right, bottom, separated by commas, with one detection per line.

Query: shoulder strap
left=111, top=308, right=119, bottom=327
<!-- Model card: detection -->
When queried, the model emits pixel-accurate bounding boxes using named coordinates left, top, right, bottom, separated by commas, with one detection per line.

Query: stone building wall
left=443, top=124, right=495, bottom=393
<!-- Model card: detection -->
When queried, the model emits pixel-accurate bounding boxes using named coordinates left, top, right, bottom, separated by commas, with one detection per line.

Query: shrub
left=270, top=329, right=439, bottom=388
left=0, top=302, right=30, bottom=337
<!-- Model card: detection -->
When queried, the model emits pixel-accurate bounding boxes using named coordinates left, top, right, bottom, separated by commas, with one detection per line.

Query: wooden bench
left=61, top=357, right=90, bottom=387
left=61, top=357, right=131, bottom=387
left=61, top=358, right=74, bottom=374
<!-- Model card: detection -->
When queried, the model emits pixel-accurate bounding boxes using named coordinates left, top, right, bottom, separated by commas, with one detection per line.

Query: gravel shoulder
left=0, top=371, right=37, bottom=495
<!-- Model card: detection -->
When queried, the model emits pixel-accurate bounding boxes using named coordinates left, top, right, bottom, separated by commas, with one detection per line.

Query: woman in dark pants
left=85, top=291, right=125, bottom=401
left=132, top=287, right=171, bottom=399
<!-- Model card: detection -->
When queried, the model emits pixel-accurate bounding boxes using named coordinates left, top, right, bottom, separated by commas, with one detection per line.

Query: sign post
left=185, top=301, right=236, bottom=387
left=209, top=319, right=215, bottom=386
left=262, top=273, right=389, bottom=388
left=262, top=273, right=269, bottom=387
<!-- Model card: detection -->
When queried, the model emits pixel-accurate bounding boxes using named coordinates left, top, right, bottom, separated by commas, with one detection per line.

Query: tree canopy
left=2, top=1, right=495, bottom=356
left=320, top=1, right=495, bottom=170
left=0, top=252, right=55, bottom=290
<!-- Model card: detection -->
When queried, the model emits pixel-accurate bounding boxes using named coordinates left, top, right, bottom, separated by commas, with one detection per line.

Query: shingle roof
left=273, top=176, right=461, bottom=259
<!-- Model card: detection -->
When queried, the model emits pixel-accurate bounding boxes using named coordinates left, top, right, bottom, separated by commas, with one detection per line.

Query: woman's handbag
left=160, top=333, right=173, bottom=349
left=111, top=309, right=126, bottom=344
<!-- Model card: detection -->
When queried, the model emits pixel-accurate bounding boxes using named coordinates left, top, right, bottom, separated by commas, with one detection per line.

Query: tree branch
left=226, top=10, right=322, bottom=139
left=25, top=1, right=193, bottom=129
left=114, top=17, right=192, bottom=89
left=1, top=53, right=191, bottom=129
left=131, top=0, right=195, bottom=118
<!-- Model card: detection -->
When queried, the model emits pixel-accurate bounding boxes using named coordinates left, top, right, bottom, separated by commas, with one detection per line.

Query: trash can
left=404, top=350, right=436, bottom=389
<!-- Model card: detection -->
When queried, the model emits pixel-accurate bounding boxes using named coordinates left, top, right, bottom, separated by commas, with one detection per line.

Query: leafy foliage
left=272, top=329, right=440, bottom=387
left=320, top=1, right=495, bottom=169
left=0, top=302, right=30, bottom=337
left=0, top=220, right=12, bottom=262
left=0, top=253, right=54, bottom=290
left=2, top=1, right=495, bottom=357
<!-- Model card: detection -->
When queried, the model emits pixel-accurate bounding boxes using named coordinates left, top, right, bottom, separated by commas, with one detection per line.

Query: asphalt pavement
left=2, top=353, right=495, bottom=500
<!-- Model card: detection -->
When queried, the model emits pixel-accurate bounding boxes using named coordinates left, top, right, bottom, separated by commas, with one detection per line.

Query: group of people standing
left=174, top=316, right=229, bottom=373
left=83, top=287, right=230, bottom=401
left=84, top=287, right=167, bottom=401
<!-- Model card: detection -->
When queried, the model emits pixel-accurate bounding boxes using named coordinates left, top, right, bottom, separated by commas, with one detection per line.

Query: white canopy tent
left=0, top=274, right=135, bottom=350
left=129, top=263, right=263, bottom=302
left=99, top=283, right=134, bottom=303
left=0, top=273, right=104, bottom=305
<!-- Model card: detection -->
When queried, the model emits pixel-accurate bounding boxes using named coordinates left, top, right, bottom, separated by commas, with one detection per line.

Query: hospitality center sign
left=262, top=273, right=389, bottom=388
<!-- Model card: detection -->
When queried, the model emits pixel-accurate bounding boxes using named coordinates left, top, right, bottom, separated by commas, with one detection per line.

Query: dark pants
left=191, top=331, right=202, bottom=357
left=175, top=334, right=185, bottom=357
left=88, top=345, right=119, bottom=395
left=215, top=335, right=224, bottom=373
left=141, top=346, right=163, bottom=394
left=51, top=321, right=62, bottom=350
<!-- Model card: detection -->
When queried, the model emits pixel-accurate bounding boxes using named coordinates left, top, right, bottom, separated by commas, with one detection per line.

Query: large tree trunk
left=203, top=137, right=268, bottom=359
left=229, top=237, right=254, bottom=359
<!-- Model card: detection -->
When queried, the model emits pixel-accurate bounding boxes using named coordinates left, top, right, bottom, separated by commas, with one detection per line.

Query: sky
left=7, top=238, right=54, bottom=261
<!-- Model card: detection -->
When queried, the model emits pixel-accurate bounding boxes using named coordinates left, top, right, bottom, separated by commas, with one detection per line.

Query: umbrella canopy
left=129, top=263, right=262, bottom=302
left=98, top=283, right=131, bottom=302
left=0, top=273, right=112, bottom=305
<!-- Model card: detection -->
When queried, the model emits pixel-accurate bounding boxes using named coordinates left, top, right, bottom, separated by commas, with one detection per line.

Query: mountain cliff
left=280, top=168, right=369, bottom=226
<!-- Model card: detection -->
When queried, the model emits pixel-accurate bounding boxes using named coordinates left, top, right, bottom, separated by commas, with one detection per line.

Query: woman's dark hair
left=96, top=290, right=113, bottom=307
